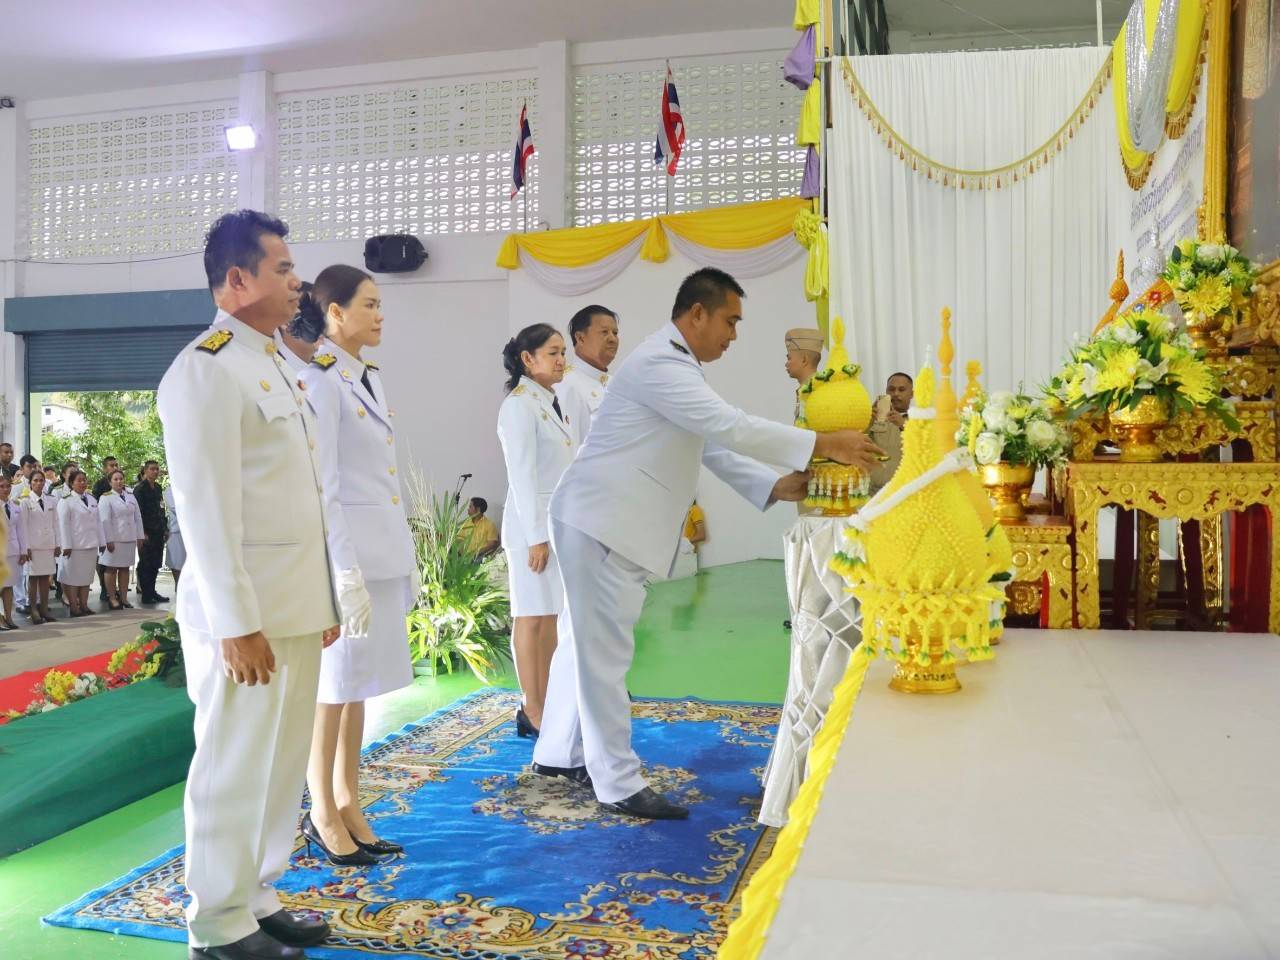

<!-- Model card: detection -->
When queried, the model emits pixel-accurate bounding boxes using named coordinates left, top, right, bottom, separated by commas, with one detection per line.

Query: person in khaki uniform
left=784, top=328, right=825, bottom=516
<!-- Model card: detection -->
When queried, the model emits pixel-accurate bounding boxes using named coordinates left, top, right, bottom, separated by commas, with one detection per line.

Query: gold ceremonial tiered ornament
left=832, top=309, right=1010, bottom=694
left=800, top=316, right=874, bottom=516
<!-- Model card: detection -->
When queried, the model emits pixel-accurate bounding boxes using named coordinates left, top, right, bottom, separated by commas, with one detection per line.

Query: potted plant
left=404, top=468, right=511, bottom=681
left=1049, top=304, right=1238, bottom=462
left=1162, top=238, right=1258, bottom=357
left=957, top=390, right=1068, bottom=521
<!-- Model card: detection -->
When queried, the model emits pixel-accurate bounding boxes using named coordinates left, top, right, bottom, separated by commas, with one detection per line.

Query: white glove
left=335, top=567, right=373, bottom=637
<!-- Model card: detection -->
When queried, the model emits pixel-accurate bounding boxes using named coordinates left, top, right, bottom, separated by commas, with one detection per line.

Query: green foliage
left=138, top=619, right=186, bottom=687
left=39, top=391, right=165, bottom=475
left=404, top=467, right=511, bottom=682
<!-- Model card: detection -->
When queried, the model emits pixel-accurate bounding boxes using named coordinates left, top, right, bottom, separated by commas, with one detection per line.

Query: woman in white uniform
left=0, top=475, right=28, bottom=630
left=497, top=323, right=576, bottom=737
left=163, top=484, right=185, bottom=590
left=23, top=470, right=60, bottom=623
left=98, top=469, right=144, bottom=610
left=296, top=264, right=415, bottom=865
left=58, top=470, right=105, bottom=617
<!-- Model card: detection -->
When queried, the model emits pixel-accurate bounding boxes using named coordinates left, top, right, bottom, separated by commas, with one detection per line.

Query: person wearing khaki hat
left=784, top=328, right=824, bottom=426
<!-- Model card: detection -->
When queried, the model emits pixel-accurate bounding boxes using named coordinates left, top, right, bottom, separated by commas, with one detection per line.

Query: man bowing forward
left=532, top=268, right=883, bottom=820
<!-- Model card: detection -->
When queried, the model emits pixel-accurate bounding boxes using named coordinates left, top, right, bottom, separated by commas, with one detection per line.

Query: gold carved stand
left=1003, top=516, right=1073, bottom=629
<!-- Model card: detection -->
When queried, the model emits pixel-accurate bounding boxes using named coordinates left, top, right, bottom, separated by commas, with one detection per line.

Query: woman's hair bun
left=292, top=288, right=326, bottom=342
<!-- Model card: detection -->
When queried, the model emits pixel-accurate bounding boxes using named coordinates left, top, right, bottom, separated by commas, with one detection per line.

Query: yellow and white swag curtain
left=496, top=198, right=809, bottom=297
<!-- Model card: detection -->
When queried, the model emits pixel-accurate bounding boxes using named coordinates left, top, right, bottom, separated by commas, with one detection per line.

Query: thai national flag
left=510, top=102, right=535, bottom=199
left=653, top=66, right=685, bottom=176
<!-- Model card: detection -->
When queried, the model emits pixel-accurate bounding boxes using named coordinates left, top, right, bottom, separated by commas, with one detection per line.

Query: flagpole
left=664, top=60, right=673, bottom=216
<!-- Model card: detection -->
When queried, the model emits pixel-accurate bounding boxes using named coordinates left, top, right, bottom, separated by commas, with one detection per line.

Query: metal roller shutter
left=25, top=327, right=205, bottom=393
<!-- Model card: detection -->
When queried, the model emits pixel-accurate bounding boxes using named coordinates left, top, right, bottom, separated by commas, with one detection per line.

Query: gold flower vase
left=1183, top=308, right=1231, bottom=360
left=1107, top=395, right=1170, bottom=463
left=979, top=462, right=1036, bottom=523
left=889, top=629, right=961, bottom=695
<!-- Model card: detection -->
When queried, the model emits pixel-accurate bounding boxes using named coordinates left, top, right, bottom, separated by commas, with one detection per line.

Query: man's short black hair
left=144, top=460, right=159, bottom=469
left=203, top=209, right=289, bottom=292
left=103, top=456, right=118, bottom=465
left=568, top=305, right=618, bottom=346
left=19, top=454, right=38, bottom=467
left=469, top=496, right=488, bottom=515
left=671, top=267, right=745, bottom=321
left=887, top=372, right=914, bottom=384
left=0, top=442, right=12, bottom=451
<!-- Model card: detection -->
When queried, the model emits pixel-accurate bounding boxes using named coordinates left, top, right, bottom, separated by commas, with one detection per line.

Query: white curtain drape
left=830, top=47, right=1130, bottom=396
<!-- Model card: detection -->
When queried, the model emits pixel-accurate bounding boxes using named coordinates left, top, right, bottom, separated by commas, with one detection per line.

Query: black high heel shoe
left=515, top=708, right=540, bottom=739
left=300, top=813, right=386, bottom=866
left=355, top=836, right=405, bottom=856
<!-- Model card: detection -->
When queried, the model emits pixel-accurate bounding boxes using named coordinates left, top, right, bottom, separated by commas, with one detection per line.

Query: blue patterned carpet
left=44, top=688, right=780, bottom=958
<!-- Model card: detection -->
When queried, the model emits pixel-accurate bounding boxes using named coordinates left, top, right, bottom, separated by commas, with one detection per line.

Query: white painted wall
left=509, top=252, right=816, bottom=567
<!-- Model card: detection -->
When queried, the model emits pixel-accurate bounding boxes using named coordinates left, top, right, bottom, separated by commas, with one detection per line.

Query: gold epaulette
left=364, top=360, right=380, bottom=371
left=511, top=385, right=527, bottom=396
left=311, top=353, right=337, bottom=369
left=196, top=329, right=233, bottom=354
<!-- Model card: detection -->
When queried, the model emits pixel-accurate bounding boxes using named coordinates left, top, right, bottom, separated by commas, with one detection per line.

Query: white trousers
left=181, top=626, right=321, bottom=947
left=533, top=519, right=649, bottom=804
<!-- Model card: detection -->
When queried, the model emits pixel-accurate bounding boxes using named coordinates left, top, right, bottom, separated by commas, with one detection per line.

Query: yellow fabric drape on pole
left=1112, top=0, right=1207, bottom=188
left=793, top=0, right=820, bottom=29
left=496, top=197, right=808, bottom=270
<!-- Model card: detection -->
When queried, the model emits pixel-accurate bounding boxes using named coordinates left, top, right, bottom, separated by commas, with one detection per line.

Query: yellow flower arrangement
left=43, top=669, right=76, bottom=705
left=1162, top=238, right=1258, bottom=334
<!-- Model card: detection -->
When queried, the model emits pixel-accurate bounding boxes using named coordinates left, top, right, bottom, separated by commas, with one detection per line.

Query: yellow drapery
left=495, top=197, right=808, bottom=270
left=717, top=652, right=873, bottom=959
left=792, top=0, right=820, bottom=30
left=1112, top=0, right=1207, bottom=188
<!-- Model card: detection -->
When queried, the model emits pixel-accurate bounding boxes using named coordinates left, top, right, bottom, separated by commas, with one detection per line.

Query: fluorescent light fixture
left=224, top=124, right=257, bottom=151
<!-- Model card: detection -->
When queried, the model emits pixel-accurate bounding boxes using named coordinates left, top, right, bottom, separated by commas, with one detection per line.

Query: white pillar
left=0, top=102, right=27, bottom=447
left=236, top=71, right=275, bottom=213
left=536, top=40, right=571, bottom=229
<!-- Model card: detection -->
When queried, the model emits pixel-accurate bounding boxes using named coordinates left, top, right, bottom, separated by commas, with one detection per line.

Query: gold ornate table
left=1003, top=515, right=1073, bottom=629
left=1068, top=460, right=1280, bottom=631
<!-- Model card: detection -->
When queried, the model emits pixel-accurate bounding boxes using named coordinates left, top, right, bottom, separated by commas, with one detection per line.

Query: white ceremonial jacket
left=58, top=493, right=105, bottom=551
left=300, top=338, right=415, bottom=582
left=23, top=494, right=61, bottom=552
left=555, top=353, right=611, bottom=445
left=497, top=376, right=577, bottom=550
left=550, top=322, right=816, bottom=578
left=3, top=499, right=27, bottom=557
left=99, top=489, right=144, bottom=545
left=158, top=311, right=338, bottom=640
left=276, top=331, right=309, bottom=373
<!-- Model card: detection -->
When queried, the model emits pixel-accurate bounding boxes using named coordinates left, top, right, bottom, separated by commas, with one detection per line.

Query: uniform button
left=295, top=397, right=303, bottom=407
left=392, top=495, right=400, bottom=505
left=265, top=342, right=277, bottom=354
left=389, top=410, right=396, bottom=418
left=260, top=380, right=271, bottom=391
left=386, top=436, right=393, bottom=445
left=388, top=466, right=396, bottom=475
left=309, top=439, right=316, bottom=450
left=357, top=408, right=366, bottom=418
left=274, top=355, right=283, bottom=366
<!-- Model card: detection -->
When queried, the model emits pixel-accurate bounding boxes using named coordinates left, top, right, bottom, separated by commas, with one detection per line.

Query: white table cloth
left=759, top=515, right=862, bottom=827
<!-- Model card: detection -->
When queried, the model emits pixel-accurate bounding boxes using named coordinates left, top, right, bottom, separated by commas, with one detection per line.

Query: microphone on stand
left=454, top=473, right=473, bottom=504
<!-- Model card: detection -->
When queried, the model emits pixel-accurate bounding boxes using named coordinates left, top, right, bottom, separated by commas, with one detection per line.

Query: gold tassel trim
left=839, top=55, right=1113, bottom=191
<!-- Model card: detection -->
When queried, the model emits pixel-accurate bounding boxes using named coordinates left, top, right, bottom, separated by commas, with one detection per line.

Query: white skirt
left=101, top=542, right=137, bottom=568
left=167, top=533, right=186, bottom=570
left=317, top=575, right=413, bottom=704
left=25, top=549, right=56, bottom=578
left=505, top=543, right=564, bottom=617
left=61, top=548, right=98, bottom=586
left=4, top=554, right=20, bottom=590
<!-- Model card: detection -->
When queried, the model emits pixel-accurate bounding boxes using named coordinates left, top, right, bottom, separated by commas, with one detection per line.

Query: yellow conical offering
left=832, top=363, right=1003, bottom=694
left=801, top=315, right=873, bottom=515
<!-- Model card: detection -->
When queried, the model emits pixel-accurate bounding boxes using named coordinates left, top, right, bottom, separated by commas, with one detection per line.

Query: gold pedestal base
left=888, top=636, right=961, bottom=694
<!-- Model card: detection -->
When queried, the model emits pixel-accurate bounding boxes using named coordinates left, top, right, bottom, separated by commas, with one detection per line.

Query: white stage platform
left=761, top=628, right=1280, bottom=960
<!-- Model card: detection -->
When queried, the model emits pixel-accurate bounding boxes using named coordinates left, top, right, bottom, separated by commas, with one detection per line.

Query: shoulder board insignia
left=511, top=385, right=527, bottom=396
left=311, top=353, right=338, bottom=369
left=196, top=329, right=233, bottom=354
left=670, top=340, right=690, bottom=356
left=364, top=360, right=379, bottom=371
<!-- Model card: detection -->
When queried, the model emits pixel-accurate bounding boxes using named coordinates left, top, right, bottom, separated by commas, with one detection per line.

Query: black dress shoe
left=189, top=928, right=305, bottom=959
left=355, top=836, right=404, bottom=856
left=300, top=812, right=386, bottom=866
left=514, top=707, right=539, bottom=738
left=143, top=593, right=170, bottom=604
left=531, top=762, right=592, bottom=786
left=258, top=909, right=330, bottom=947
left=600, top=786, right=689, bottom=821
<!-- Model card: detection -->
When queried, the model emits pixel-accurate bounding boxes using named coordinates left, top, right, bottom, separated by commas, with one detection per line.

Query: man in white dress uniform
left=531, top=268, right=884, bottom=819
left=159, top=210, right=359, bottom=960
left=555, top=304, right=619, bottom=443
